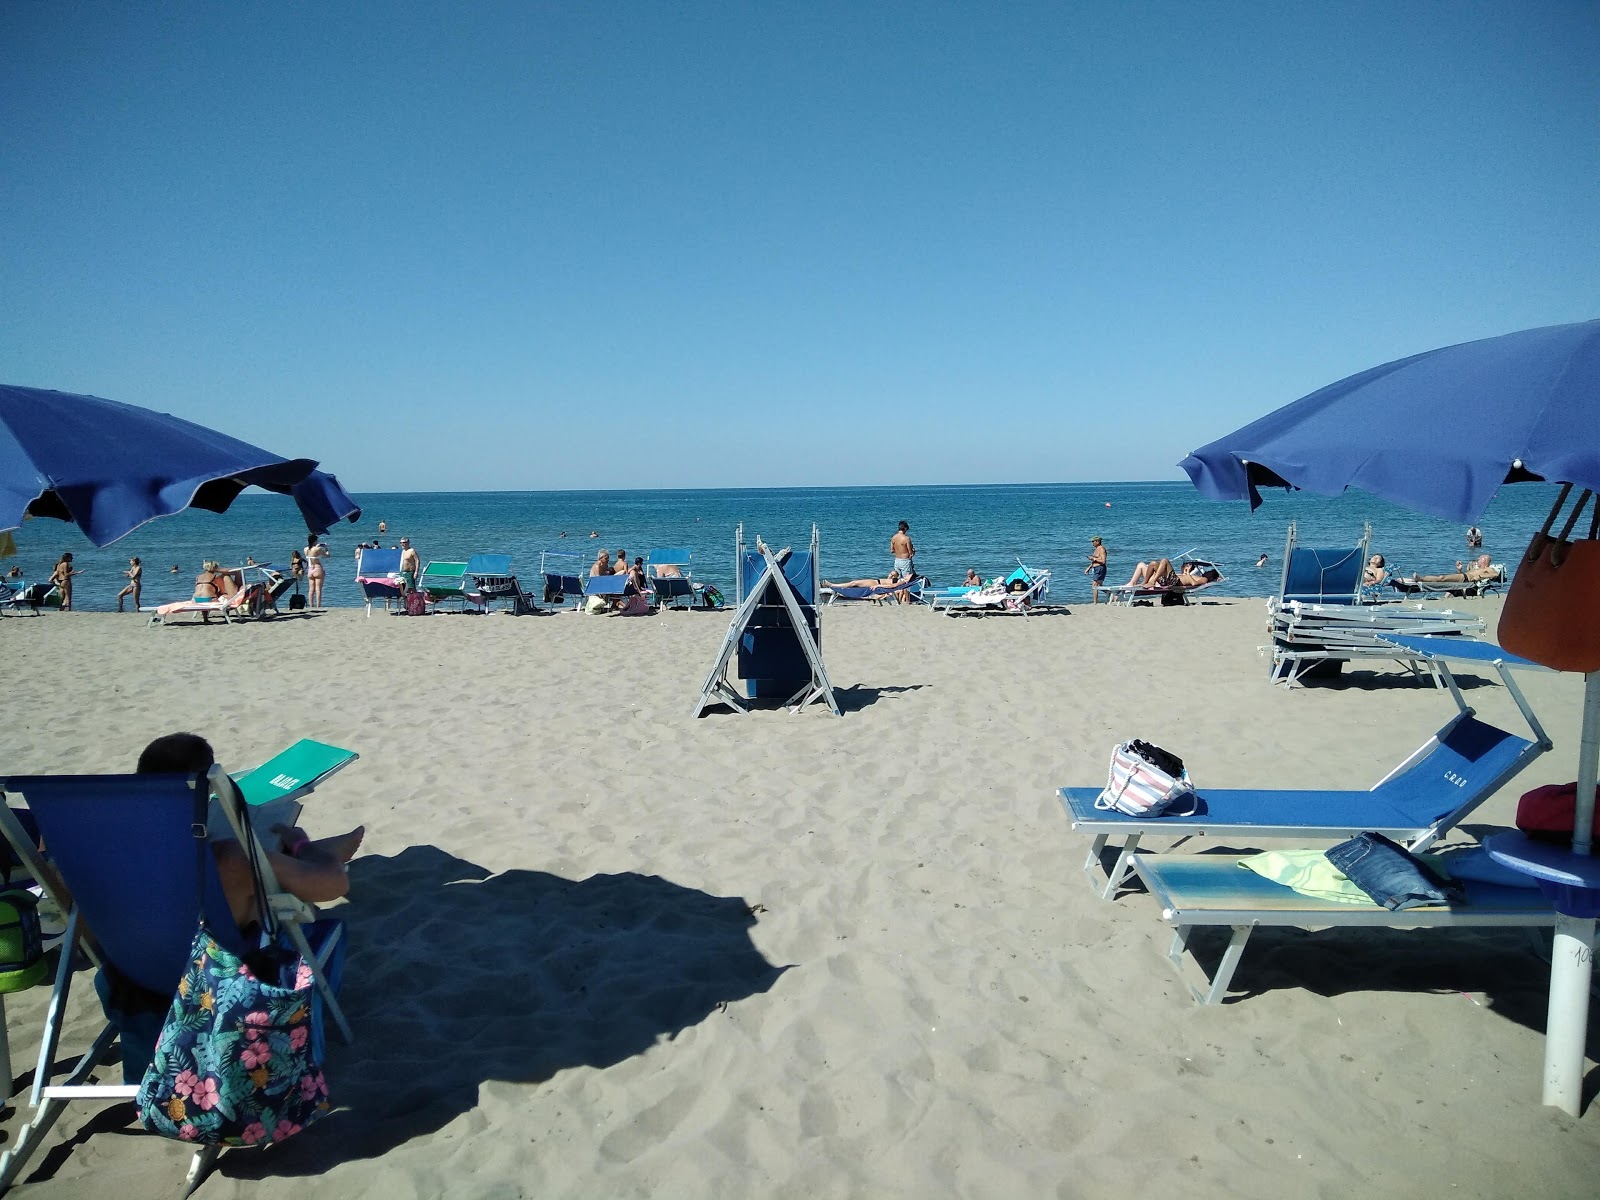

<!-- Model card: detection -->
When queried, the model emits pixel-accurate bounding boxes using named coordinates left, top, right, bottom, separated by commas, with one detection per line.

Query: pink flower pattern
left=136, top=928, right=337, bottom=1145
left=192, top=1076, right=222, bottom=1112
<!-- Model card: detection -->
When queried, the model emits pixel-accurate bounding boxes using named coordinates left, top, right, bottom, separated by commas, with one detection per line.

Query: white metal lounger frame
left=1065, top=644, right=1551, bottom=899
left=1131, top=854, right=1560, bottom=1006
left=1267, top=601, right=1486, bottom=686
left=943, top=562, right=1054, bottom=616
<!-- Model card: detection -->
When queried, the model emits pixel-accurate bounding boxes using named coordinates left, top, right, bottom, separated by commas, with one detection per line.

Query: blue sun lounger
left=1131, top=854, right=1557, bottom=1005
left=646, top=548, right=699, bottom=609
left=357, top=547, right=404, bottom=616
left=0, top=765, right=351, bottom=1191
left=1059, top=638, right=1551, bottom=898
left=465, top=553, right=538, bottom=615
left=824, top=576, right=923, bottom=605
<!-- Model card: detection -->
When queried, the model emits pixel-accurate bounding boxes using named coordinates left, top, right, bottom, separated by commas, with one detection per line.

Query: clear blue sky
left=3, top=3, right=1596, bottom=492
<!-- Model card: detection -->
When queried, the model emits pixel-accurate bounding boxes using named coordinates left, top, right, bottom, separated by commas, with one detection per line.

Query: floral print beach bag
left=135, top=788, right=334, bottom=1146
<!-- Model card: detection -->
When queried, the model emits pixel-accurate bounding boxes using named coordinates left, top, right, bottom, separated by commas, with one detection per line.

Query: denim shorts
left=1325, top=832, right=1464, bottom=911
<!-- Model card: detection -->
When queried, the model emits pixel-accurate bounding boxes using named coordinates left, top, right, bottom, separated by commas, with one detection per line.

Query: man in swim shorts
left=890, top=521, right=915, bottom=579
left=399, top=537, right=420, bottom=591
left=1084, top=536, right=1107, bottom=603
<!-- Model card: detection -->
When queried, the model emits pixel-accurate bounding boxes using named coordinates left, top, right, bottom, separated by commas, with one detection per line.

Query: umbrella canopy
left=0, top=385, right=361, bottom=547
left=1181, top=319, right=1600, bottom=522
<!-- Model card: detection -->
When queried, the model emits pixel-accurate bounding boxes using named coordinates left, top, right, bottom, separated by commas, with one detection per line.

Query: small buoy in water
left=1104, top=502, right=1112, bottom=508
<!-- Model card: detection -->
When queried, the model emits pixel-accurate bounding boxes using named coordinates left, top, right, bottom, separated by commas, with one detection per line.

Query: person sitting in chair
left=137, top=733, right=363, bottom=926
left=1363, top=554, right=1388, bottom=587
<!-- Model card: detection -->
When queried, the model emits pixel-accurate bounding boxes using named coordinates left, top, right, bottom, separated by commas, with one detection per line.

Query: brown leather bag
left=1497, top=486, right=1600, bottom=673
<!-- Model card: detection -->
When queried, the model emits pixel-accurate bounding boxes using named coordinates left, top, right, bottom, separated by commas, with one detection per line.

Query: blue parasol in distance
left=1179, top=318, right=1600, bottom=1116
left=0, top=385, right=361, bottom=547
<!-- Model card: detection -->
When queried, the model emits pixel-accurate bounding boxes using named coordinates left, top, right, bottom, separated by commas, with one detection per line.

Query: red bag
left=1515, top=782, right=1600, bottom=844
left=1497, top=486, right=1600, bottom=672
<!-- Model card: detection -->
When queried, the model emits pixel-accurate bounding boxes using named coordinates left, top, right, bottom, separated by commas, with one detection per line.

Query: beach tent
left=693, top=525, right=838, bottom=717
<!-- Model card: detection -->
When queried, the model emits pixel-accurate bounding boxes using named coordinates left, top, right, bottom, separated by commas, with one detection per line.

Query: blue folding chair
left=356, top=547, right=404, bottom=617
left=0, top=767, right=350, bottom=1192
left=645, top=548, right=699, bottom=610
left=465, top=553, right=538, bottom=614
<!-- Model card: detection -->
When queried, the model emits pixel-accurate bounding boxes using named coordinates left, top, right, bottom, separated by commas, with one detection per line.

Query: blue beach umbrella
left=1178, top=317, right=1600, bottom=1117
left=0, top=385, right=361, bottom=547
left=1181, top=318, right=1600, bottom=523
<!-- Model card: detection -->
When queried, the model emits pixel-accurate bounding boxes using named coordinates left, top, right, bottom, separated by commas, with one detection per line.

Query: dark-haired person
left=890, top=521, right=915, bottom=580
left=136, top=732, right=364, bottom=927
left=49, top=552, right=83, bottom=610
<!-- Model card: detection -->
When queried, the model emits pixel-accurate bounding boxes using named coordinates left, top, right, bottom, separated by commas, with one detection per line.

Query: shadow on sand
left=227, top=845, right=788, bottom=1177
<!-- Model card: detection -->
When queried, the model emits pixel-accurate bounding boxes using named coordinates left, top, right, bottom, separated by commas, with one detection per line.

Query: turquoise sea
left=7, top=480, right=1563, bottom=613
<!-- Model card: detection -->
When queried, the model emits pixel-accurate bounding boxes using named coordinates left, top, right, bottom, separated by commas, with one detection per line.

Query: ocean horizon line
left=331, top=478, right=1198, bottom=500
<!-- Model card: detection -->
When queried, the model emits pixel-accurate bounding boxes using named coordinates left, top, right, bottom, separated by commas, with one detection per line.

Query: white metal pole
left=1541, top=671, right=1600, bottom=1115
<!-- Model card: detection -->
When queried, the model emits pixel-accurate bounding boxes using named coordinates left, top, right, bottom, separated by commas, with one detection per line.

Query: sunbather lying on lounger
left=1407, top=554, right=1498, bottom=585
left=138, top=732, right=364, bottom=926
left=1123, top=559, right=1213, bottom=589
left=824, top=570, right=904, bottom=590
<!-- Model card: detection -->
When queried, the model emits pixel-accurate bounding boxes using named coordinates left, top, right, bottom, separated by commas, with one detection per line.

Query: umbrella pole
left=1541, top=671, right=1600, bottom=1115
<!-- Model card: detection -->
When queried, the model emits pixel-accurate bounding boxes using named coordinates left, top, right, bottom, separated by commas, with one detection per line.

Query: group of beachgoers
left=585, top=546, right=659, bottom=614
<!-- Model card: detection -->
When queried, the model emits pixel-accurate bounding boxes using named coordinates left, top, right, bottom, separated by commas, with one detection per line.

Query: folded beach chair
left=823, top=576, right=923, bottom=605
left=1131, top=853, right=1556, bottom=1005
left=356, top=547, right=404, bottom=617
left=0, top=765, right=352, bottom=1192
left=419, top=560, right=469, bottom=612
left=147, top=583, right=259, bottom=626
left=464, top=553, right=538, bottom=615
left=646, top=548, right=700, bottom=610
left=1264, top=522, right=1485, bottom=685
left=1060, top=636, right=1550, bottom=898
left=539, top=551, right=586, bottom=607
left=693, top=525, right=839, bottom=716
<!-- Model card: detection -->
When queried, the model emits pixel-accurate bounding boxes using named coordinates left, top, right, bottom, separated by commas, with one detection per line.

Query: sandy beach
left=2, top=595, right=1597, bottom=1198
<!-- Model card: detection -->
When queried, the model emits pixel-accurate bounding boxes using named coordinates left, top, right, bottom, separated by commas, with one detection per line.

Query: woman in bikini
left=116, top=556, right=142, bottom=612
left=305, top=533, right=330, bottom=608
left=49, top=552, right=83, bottom=610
